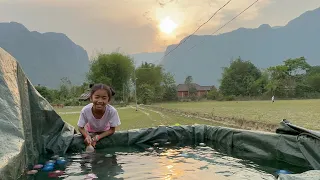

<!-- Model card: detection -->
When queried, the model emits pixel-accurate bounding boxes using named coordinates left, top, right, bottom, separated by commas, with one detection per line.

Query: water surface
left=27, top=144, right=310, bottom=179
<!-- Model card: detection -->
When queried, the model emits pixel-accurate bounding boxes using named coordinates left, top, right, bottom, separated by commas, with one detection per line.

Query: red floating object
left=48, top=170, right=64, bottom=178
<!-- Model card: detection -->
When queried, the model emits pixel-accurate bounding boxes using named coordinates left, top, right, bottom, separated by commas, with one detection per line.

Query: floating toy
left=45, top=162, right=55, bottom=166
left=47, top=160, right=56, bottom=164
left=56, top=159, right=66, bottom=165
left=27, top=170, right=38, bottom=175
left=42, top=165, right=54, bottom=171
left=33, top=164, right=43, bottom=169
left=48, top=170, right=64, bottom=178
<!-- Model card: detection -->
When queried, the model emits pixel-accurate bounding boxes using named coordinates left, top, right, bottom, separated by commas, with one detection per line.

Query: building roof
left=177, top=83, right=215, bottom=91
left=79, top=91, right=90, bottom=100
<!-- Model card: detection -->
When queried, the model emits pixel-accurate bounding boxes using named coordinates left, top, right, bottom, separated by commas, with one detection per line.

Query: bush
left=224, top=95, right=236, bottom=101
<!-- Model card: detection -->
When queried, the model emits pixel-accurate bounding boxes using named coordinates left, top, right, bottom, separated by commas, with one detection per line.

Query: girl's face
left=90, top=89, right=109, bottom=111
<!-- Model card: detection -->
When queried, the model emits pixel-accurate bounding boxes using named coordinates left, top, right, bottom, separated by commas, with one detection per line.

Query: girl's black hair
left=90, top=83, right=115, bottom=101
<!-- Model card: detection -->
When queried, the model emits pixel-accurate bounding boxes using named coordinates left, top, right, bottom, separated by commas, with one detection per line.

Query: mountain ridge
left=0, top=21, right=89, bottom=88
left=159, top=7, right=320, bottom=86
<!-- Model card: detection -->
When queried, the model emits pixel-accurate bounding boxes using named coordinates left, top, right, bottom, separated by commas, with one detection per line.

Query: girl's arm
left=92, top=127, right=115, bottom=146
left=79, top=126, right=92, bottom=145
left=77, top=110, right=91, bottom=145
left=78, top=126, right=89, bottom=138
left=99, top=127, right=115, bottom=139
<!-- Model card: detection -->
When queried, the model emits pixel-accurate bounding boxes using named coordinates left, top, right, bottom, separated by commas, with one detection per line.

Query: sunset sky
left=0, top=0, right=319, bottom=57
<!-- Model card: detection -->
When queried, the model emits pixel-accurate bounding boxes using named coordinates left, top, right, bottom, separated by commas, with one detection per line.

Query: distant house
left=79, top=91, right=90, bottom=101
left=177, top=83, right=215, bottom=98
left=78, top=84, right=93, bottom=101
left=78, top=84, right=116, bottom=101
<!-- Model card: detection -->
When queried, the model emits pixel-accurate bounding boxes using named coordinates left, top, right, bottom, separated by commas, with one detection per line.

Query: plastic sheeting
left=68, top=123, right=320, bottom=179
left=0, top=47, right=319, bottom=180
left=0, top=48, right=75, bottom=180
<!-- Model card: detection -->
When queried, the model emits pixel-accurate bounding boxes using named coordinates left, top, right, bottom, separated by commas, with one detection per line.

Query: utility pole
left=133, top=68, right=138, bottom=111
left=122, top=83, right=125, bottom=102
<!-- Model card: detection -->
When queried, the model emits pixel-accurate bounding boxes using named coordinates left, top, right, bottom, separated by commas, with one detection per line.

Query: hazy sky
left=0, top=0, right=319, bottom=57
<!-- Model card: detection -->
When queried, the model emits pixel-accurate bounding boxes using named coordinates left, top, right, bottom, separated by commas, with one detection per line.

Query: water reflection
left=77, top=152, right=124, bottom=180
left=23, top=143, right=311, bottom=180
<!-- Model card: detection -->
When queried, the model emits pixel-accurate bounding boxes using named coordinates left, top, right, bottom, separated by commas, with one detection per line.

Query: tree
left=267, top=57, right=312, bottom=97
left=284, top=57, right=311, bottom=76
left=87, top=53, right=135, bottom=101
left=135, top=62, right=177, bottom=103
left=307, top=73, right=320, bottom=92
left=162, top=72, right=178, bottom=101
left=136, top=62, right=164, bottom=101
left=137, top=83, right=155, bottom=104
left=35, top=85, right=54, bottom=102
left=58, top=77, right=72, bottom=100
left=267, top=65, right=289, bottom=96
left=207, top=88, right=221, bottom=100
left=307, top=66, right=320, bottom=75
left=220, top=57, right=262, bottom=96
left=184, top=76, right=193, bottom=85
left=184, top=75, right=197, bottom=96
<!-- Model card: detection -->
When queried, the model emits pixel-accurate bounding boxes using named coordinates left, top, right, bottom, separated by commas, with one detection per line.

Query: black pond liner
left=66, top=121, right=320, bottom=180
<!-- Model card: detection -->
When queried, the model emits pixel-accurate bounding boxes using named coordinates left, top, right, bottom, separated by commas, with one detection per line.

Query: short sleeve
left=109, top=108, right=121, bottom=127
left=77, top=111, right=88, bottom=128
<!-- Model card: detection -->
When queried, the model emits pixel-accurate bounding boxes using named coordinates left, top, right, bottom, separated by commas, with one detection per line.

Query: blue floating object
left=276, top=170, right=291, bottom=175
left=42, top=165, right=54, bottom=171
left=56, top=159, right=66, bottom=165
left=45, top=162, right=55, bottom=166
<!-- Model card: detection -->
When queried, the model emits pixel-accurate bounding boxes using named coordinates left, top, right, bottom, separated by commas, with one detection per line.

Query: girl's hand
left=91, top=135, right=100, bottom=148
left=84, top=136, right=92, bottom=145
left=92, top=135, right=100, bottom=142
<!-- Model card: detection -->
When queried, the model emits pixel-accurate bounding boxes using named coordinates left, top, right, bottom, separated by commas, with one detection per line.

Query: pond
left=23, top=142, right=311, bottom=180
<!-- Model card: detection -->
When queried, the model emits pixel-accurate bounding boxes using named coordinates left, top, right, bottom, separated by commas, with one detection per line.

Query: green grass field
left=56, top=106, right=224, bottom=132
left=56, top=99, right=320, bottom=132
left=154, top=99, right=320, bottom=130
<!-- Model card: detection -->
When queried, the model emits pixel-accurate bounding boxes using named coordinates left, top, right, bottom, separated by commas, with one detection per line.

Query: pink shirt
left=77, top=103, right=121, bottom=133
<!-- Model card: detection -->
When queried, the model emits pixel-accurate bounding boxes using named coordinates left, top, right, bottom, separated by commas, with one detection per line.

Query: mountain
left=0, top=22, right=89, bottom=88
left=160, top=7, right=320, bottom=86
left=130, top=52, right=163, bottom=67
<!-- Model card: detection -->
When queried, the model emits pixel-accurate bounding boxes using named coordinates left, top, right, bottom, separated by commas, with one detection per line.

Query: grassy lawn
left=55, top=106, right=224, bottom=132
left=154, top=99, right=320, bottom=130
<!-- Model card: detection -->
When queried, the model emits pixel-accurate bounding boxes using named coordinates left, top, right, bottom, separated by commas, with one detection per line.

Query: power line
left=188, top=0, right=259, bottom=51
left=153, top=0, right=233, bottom=65
left=166, top=0, right=260, bottom=75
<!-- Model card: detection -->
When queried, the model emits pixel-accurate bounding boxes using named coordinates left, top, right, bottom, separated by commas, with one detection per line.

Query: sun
left=159, top=16, right=177, bottom=34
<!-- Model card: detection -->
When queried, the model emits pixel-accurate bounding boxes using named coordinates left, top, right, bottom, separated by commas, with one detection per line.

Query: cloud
left=0, top=0, right=272, bottom=54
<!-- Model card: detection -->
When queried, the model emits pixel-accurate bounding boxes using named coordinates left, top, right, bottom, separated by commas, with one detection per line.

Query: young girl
left=77, top=83, right=121, bottom=148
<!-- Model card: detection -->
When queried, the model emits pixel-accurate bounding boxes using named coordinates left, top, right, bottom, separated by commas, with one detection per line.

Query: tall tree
left=136, top=63, right=164, bottom=103
left=220, top=57, right=262, bottom=96
left=184, top=75, right=197, bottom=96
left=35, top=85, right=54, bottom=102
left=268, top=57, right=312, bottom=97
left=184, top=76, right=193, bottom=85
left=87, top=52, right=135, bottom=100
left=135, top=63, right=177, bottom=103
left=162, top=72, right=178, bottom=101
